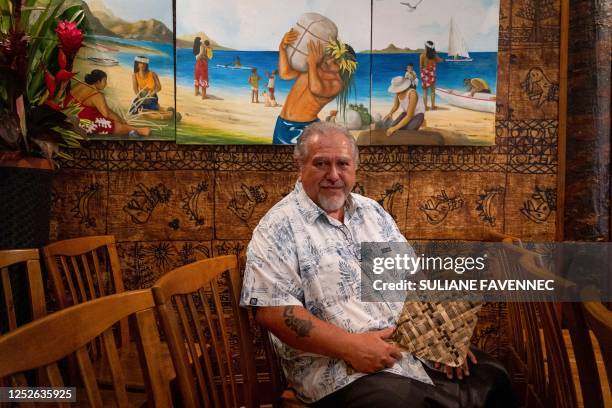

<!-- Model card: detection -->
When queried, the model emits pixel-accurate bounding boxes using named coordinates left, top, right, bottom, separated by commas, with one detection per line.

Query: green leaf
left=51, top=126, right=85, bottom=146
left=0, top=0, right=11, bottom=11
left=26, top=1, right=63, bottom=72
left=62, top=5, right=83, bottom=25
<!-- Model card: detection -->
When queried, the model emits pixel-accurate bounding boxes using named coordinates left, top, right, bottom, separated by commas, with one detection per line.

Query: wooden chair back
left=152, top=255, right=257, bottom=408
left=0, top=290, right=172, bottom=407
left=42, top=236, right=127, bottom=346
left=0, top=249, right=46, bottom=334
left=580, top=288, right=612, bottom=384
left=486, top=232, right=577, bottom=407
left=562, top=286, right=612, bottom=408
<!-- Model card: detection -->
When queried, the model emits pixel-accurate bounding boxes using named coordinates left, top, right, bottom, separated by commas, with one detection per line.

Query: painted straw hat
left=388, top=76, right=414, bottom=93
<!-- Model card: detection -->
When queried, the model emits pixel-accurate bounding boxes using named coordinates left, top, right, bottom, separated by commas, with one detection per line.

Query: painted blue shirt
left=240, top=182, right=432, bottom=403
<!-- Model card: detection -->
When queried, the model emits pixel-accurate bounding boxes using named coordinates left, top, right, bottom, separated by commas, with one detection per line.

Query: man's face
left=321, top=55, right=340, bottom=73
left=299, top=132, right=356, bottom=213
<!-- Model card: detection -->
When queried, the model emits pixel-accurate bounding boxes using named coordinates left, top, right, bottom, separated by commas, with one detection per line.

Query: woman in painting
left=419, top=40, right=442, bottom=110
left=194, top=37, right=213, bottom=99
left=383, top=75, right=425, bottom=136
left=65, top=70, right=150, bottom=136
left=130, top=56, right=162, bottom=113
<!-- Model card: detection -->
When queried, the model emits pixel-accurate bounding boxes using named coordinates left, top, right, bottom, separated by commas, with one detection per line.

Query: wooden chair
left=41, top=236, right=174, bottom=389
left=562, top=286, right=612, bottom=408
left=580, top=287, right=612, bottom=387
left=151, top=255, right=257, bottom=408
left=0, top=290, right=173, bottom=407
left=0, top=249, right=46, bottom=334
left=0, top=249, right=48, bottom=397
left=484, top=233, right=575, bottom=407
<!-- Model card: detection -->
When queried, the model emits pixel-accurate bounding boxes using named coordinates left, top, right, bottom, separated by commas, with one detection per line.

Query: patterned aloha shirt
left=240, top=182, right=432, bottom=403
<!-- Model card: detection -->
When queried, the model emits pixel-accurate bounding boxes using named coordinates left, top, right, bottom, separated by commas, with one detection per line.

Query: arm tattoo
left=283, top=306, right=313, bottom=338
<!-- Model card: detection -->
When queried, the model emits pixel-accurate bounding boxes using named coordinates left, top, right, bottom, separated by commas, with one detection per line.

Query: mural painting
left=175, top=0, right=500, bottom=145
left=175, top=0, right=371, bottom=144
left=367, top=0, right=500, bottom=145
left=71, top=0, right=176, bottom=140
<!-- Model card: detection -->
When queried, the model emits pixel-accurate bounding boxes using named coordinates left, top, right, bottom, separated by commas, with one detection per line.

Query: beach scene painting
left=368, top=0, right=500, bottom=145
left=70, top=0, right=176, bottom=140
left=175, top=0, right=372, bottom=144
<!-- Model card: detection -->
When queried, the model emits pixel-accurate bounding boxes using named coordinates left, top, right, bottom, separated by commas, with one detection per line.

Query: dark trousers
left=311, top=349, right=517, bottom=408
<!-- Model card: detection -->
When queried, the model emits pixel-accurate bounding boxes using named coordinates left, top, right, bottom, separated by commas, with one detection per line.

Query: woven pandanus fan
left=391, top=301, right=482, bottom=367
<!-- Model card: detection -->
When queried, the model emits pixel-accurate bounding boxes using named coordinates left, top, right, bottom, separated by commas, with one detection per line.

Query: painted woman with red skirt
left=65, top=70, right=150, bottom=137
left=194, top=37, right=213, bottom=99
left=419, top=40, right=443, bottom=110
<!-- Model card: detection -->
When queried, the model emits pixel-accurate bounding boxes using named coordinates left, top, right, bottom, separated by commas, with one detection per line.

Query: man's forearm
left=256, top=305, right=353, bottom=361
left=278, top=47, right=294, bottom=79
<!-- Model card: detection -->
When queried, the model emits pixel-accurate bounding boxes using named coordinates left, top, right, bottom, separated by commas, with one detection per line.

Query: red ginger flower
left=55, top=20, right=83, bottom=58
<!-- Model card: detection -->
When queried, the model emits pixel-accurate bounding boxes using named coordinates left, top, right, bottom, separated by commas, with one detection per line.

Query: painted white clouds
left=175, top=0, right=499, bottom=51
left=176, top=0, right=371, bottom=51
left=372, top=0, right=499, bottom=51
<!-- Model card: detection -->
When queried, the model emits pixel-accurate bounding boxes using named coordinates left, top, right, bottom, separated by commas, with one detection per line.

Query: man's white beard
left=318, top=191, right=347, bottom=212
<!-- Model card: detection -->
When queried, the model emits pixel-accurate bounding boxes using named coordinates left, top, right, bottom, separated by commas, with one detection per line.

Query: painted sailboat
left=445, top=17, right=472, bottom=62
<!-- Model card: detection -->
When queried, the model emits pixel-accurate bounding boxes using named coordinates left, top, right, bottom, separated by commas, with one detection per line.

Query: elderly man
left=240, top=122, right=516, bottom=407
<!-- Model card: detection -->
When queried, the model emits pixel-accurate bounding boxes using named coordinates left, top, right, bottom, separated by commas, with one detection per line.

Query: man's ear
left=295, top=160, right=303, bottom=180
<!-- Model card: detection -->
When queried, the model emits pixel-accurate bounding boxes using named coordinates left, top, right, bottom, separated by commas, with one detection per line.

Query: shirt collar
left=293, top=181, right=362, bottom=224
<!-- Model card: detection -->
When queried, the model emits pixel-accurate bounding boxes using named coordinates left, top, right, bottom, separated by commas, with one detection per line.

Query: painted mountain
left=176, top=32, right=232, bottom=50
left=81, top=0, right=173, bottom=43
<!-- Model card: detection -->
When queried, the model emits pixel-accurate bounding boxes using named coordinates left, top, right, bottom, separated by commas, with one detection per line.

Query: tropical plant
left=326, top=38, right=357, bottom=119
left=0, top=0, right=87, bottom=162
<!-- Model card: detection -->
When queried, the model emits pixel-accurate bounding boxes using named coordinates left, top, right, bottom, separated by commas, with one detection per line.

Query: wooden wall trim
left=556, top=0, right=569, bottom=241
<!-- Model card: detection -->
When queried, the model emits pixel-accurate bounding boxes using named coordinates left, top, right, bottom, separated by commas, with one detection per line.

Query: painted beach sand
left=72, top=0, right=175, bottom=141
left=175, top=0, right=371, bottom=144
left=366, top=0, right=500, bottom=145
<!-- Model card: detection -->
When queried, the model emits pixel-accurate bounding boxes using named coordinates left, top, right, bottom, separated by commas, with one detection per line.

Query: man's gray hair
left=293, top=122, right=359, bottom=166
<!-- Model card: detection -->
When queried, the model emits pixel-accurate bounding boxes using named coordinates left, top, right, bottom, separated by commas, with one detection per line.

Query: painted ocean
left=176, top=49, right=498, bottom=107
left=87, top=36, right=175, bottom=77
left=85, top=36, right=498, bottom=109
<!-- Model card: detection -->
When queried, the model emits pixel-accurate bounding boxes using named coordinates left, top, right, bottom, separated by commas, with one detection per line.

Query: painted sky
left=88, top=0, right=173, bottom=29
left=176, top=0, right=499, bottom=52
left=372, top=0, right=500, bottom=51
left=176, top=0, right=371, bottom=51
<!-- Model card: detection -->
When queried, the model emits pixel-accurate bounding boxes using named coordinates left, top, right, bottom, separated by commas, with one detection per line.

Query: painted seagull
left=400, top=0, right=423, bottom=11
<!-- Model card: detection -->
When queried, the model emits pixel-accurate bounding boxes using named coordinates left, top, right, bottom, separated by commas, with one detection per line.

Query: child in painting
left=263, top=90, right=279, bottom=107
left=404, top=63, right=417, bottom=81
left=419, top=40, right=443, bottom=110
left=266, top=69, right=278, bottom=105
left=130, top=56, right=162, bottom=113
left=194, top=37, right=213, bottom=99
left=65, top=70, right=150, bottom=137
left=248, top=68, right=262, bottom=103
left=383, top=75, right=425, bottom=136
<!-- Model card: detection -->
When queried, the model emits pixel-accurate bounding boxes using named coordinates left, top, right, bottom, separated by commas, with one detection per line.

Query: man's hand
left=307, top=39, right=324, bottom=66
left=434, top=349, right=478, bottom=380
left=280, top=29, right=298, bottom=50
left=344, top=327, right=402, bottom=373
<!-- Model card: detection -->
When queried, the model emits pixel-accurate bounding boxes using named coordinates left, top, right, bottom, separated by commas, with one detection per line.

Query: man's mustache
left=320, top=181, right=346, bottom=188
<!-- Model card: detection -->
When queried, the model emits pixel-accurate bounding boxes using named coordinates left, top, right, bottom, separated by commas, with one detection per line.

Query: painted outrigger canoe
left=435, top=88, right=496, bottom=113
